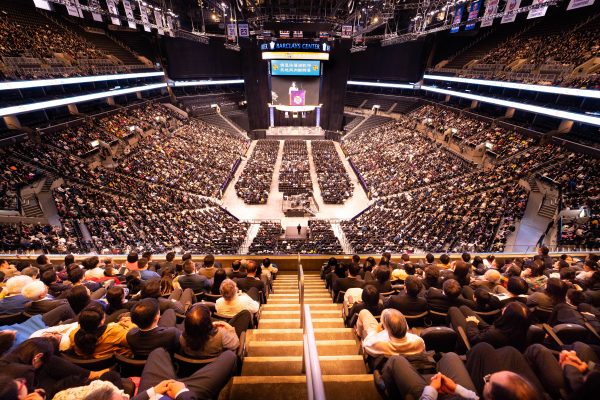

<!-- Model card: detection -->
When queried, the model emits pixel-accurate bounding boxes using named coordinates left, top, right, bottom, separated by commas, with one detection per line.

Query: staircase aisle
left=227, top=273, right=380, bottom=400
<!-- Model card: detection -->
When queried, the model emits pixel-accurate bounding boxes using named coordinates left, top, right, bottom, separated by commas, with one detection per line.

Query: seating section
left=343, top=120, right=473, bottom=197
left=236, top=140, right=280, bottom=204
left=0, top=0, right=145, bottom=79
left=279, top=140, right=312, bottom=196
left=249, top=221, right=343, bottom=254
left=0, top=223, right=83, bottom=253
left=410, top=104, right=537, bottom=158
left=311, top=140, right=353, bottom=204
left=0, top=159, right=41, bottom=211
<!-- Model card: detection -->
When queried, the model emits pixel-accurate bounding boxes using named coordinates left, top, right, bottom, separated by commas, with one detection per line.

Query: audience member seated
left=0, top=275, right=33, bottom=315
left=127, top=298, right=180, bottom=358
left=426, top=279, right=475, bottom=313
left=176, top=260, right=210, bottom=294
left=215, top=279, right=259, bottom=318
left=356, top=308, right=426, bottom=357
left=384, top=276, right=429, bottom=316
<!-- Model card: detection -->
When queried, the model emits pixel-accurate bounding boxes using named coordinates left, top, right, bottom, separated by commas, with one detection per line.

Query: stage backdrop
left=349, top=38, right=431, bottom=82
left=163, top=37, right=242, bottom=79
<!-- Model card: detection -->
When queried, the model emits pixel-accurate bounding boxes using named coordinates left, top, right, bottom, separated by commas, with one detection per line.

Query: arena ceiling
left=171, top=0, right=425, bottom=37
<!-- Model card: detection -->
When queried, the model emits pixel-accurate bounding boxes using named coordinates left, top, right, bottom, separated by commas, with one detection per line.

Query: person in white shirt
left=215, top=279, right=259, bottom=318
left=356, top=308, right=425, bottom=357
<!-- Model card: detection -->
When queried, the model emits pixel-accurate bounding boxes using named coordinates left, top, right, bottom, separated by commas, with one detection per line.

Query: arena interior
left=0, top=0, right=600, bottom=399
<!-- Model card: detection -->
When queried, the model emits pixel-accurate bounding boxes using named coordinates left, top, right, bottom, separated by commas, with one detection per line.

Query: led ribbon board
left=347, top=80, right=415, bottom=89
left=421, top=86, right=600, bottom=127
left=0, top=83, right=167, bottom=117
left=169, top=79, right=244, bottom=87
left=0, top=72, right=165, bottom=91
left=423, top=74, right=600, bottom=99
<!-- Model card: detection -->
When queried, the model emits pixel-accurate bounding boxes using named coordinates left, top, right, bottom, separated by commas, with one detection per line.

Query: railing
left=298, top=255, right=326, bottom=400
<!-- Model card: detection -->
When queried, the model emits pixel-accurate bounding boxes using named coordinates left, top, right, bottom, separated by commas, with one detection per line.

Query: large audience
left=248, top=221, right=343, bottom=254
left=311, top=140, right=353, bottom=204
left=278, top=140, right=312, bottom=196
left=410, top=104, right=536, bottom=158
left=343, top=120, right=473, bottom=197
left=235, top=140, right=279, bottom=204
left=322, top=251, right=600, bottom=400
left=0, top=158, right=41, bottom=211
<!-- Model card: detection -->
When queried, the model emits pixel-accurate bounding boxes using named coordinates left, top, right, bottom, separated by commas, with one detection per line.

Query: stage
left=266, top=126, right=325, bottom=140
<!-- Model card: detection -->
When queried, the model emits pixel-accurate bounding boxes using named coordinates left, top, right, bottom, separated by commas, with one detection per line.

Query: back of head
left=140, top=279, right=161, bottom=299
left=2, top=337, right=54, bottom=365
left=375, top=267, right=391, bottom=283
left=401, top=254, right=410, bottom=263
left=381, top=308, right=408, bottom=339
left=182, top=253, right=192, bottom=262
left=327, top=257, right=339, bottom=268
left=183, top=260, right=195, bottom=275
left=262, top=258, right=271, bottom=268
left=404, top=263, right=416, bottom=276
left=220, top=279, right=238, bottom=300
left=142, top=252, right=153, bottom=261
left=483, top=269, right=502, bottom=283
left=425, top=253, right=435, bottom=264
left=36, top=254, right=49, bottom=266
left=21, top=280, right=47, bottom=301
left=105, top=286, right=124, bottom=311
left=68, top=265, right=84, bottom=284
left=485, top=371, right=542, bottom=400
left=352, top=254, right=361, bottom=265
left=203, top=254, right=215, bottom=268
left=67, top=284, right=91, bottom=315
left=75, top=302, right=107, bottom=355
left=246, top=260, right=258, bottom=275
left=425, top=266, right=440, bottom=285
left=166, top=252, right=176, bottom=262
left=462, top=253, right=471, bottom=263
left=348, top=263, right=360, bottom=277
left=137, top=258, right=149, bottom=270
left=545, top=277, right=567, bottom=305
left=131, top=298, right=160, bottom=330
left=213, top=269, right=227, bottom=289
left=507, top=276, right=528, bottom=295
left=5, top=275, right=33, bottom=295
left=405, top=276, right=422, bottom=297
left=454, top=261, right=470, bottom=279
left=183, top=304, right=214, bottom=351
left=495, top=302, right=531, bottom=336
left=442, top=279, right=461, bottom=299
left=127, top=252, right=139, bottom=264
left=0, top=374, right=18, bottom=400
left=41, top=269, right=57, bottom=286
left=21, top=266, right=40, bottom=279
left=440, top=254, right=450, bottom=265
left=232, top=260, right=241, bottom=271
left=474, top=288, right=492, bottom=305
left=64, top=254, right=75, bottom=266
left=361, top=285, right=380, bottom=308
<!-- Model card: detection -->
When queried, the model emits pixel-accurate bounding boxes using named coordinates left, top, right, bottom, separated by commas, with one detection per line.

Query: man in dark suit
left=133, top=348, right=237, bottom=400
left=385, top=276, right=428, bottom=316
left=227, top=260, right=247, bottom=280
left=234, top=260, right=265, bottom=301
left=177, top=261, right=210, bottom=293
left=332, top=263, right=365, bottom=303
left=425, top=279, right=475, bottom=313
left=127, top=298, right=180, bottom=358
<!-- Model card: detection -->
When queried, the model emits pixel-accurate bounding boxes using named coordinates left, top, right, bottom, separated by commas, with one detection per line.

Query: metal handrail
left=303, top=303, right=326, bottom=400
left=298, top=253, right=304, bottom=328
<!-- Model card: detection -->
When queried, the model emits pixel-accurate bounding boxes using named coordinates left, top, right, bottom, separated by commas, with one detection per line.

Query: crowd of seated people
left=53, top=184, right=248, bottom=255
left=115, top=119, right=247, bottom=198
left=235, top=140, right=279, bottom=204
left=541, top=154, right=600, bottom=249
left=279, top=140, right=312, bottom=196
left=248, top=221, right=343, bottom=254
left=0, top=9, right=117, bottom=79
left=480, top=17, right=600, bottom=69
left=311, top=140, right=353, bottom=204
left=320, top=251, right=600, bottom=400
left=0, top=254, right=281, bottom=399
left=0, top=223, right=81, bottom=254
left=410, top=104, right=536, bottom=158
left=343, top=121, right=473, bottom=197
left=0, top=158, right=41, bottom=210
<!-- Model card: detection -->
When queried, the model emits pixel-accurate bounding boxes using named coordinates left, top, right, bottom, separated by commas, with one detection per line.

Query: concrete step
left=260, top=310, right=341, bottom=319
left=228, top=375, right=380, bottom=400
left=261, top=303, right=342, bottom=312
left=241, top=355, right=367, bottom=376
left=246, top=340, right=359, bottom=357
left=270, top=293, right=329, bottom=299
left=258, top=318, right=344, bottom=329
left=247, top=328, right=356, bottom=341
left=268, top=297, right=332, bottom=304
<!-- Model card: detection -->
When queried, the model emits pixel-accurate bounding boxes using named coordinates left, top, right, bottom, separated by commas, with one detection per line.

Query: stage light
left=0, top=71, right=165, bottom=91
left=421, top=86, right=600, bottom=127
left=423, top=74, right=600, bottom=99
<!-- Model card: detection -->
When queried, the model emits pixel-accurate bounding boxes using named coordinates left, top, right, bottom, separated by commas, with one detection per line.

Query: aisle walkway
left=505, top=191, right=551, bottom=252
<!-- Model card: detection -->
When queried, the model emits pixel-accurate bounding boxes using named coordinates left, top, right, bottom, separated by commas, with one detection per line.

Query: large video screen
left=271, top=60, right=320, bottom=76
left=271, top=76, right=320, bottom=106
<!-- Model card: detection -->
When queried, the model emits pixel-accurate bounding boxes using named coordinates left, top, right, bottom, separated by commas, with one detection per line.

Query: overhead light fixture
left=350, top=45, right=367, bottom=53
left=224, top=43, right=241, bottom=52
